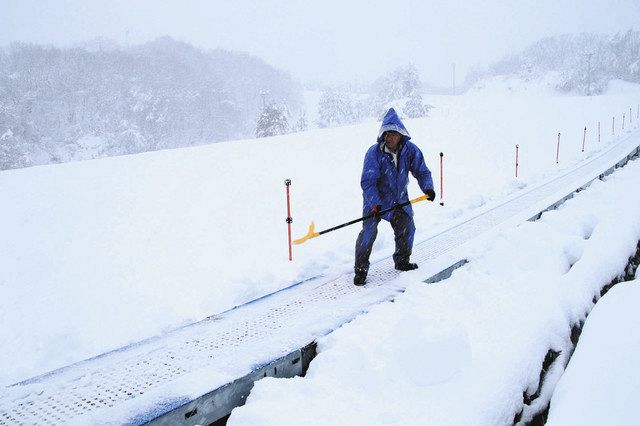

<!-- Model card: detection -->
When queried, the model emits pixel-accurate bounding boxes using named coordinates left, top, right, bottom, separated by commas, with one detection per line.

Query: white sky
left=1, top=0, right=639, bottom=86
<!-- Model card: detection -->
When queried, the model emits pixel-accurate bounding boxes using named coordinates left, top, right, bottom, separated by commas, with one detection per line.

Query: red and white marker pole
left=556, top=132, right=561, bottom=164
left=515, top=144, right=519, bottom=177
left=285, top=179, right=293, bottom=261
left=439, top=152, right=444, bottom=206
left=581, top=126, right=587, bottom=153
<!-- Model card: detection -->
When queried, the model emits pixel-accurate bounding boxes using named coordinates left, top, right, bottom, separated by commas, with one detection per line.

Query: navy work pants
left=354, top=207, right=415, bottom=273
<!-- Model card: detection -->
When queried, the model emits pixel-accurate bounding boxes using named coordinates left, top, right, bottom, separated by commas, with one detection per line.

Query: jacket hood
left=377, top=108, right=411, bottom=144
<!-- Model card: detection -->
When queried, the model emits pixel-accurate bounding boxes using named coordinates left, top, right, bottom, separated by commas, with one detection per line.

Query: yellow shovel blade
left=293, top=221, right=320, bottom=245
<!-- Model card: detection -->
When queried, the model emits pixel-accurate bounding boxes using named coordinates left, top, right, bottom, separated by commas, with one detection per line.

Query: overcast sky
left=2, top=0, right=639, bottom=87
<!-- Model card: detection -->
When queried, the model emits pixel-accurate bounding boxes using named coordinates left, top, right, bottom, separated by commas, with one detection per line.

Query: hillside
left=0, top=37, right=302, bottom=170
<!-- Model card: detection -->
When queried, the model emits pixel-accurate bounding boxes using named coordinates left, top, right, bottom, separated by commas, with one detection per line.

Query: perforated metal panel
left=1, top=132, right=638, bottom=425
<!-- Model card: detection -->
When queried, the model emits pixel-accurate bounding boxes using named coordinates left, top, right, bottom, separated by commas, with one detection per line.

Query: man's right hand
left=372, top=205, right=382, bottom=216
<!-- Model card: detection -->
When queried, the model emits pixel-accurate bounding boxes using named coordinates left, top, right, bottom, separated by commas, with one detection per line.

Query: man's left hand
left=425, top=189, right=436, bottom=201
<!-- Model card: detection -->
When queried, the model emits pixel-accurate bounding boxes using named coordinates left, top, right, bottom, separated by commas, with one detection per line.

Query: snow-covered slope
left=1, top=79, right=639, bottom=387
left=229, top=149, right=640, bottom=425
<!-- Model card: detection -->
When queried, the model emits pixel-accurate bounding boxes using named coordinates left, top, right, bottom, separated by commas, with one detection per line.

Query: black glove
left=425, top=189, right=436, bottom=201
left=371, top=204, right=382, bottom=216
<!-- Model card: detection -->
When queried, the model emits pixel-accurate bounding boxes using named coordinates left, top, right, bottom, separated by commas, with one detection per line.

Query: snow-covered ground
left=546, top=279, right=640, bottom=425
left=1, top=77, right=639, bottom=416
left=228, top=144, right=640, bottom=425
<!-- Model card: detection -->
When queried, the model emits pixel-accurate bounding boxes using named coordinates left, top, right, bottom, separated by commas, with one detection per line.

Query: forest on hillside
left=465, top=30, right=640, bottom=94
left=0, top=37, right=302, bottom=170
left=2, top=30, right=639, bottom=171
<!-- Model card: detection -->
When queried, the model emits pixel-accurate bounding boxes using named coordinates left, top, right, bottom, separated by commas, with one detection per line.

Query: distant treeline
left=0, top=37, right=302, bottom=170
left=310, top=64, right=432, bottom=131
left=466, top=30, right=640, bottom=94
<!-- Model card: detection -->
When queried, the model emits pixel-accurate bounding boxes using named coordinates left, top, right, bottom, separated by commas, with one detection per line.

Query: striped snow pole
left=439, top=152, right=444, bottom=206
left=285, top=179, right=293, bottom=261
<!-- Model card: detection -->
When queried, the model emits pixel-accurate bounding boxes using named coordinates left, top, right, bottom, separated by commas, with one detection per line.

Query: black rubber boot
left=353, top=268, right=367, bottom=286
left=395, top=262, right=418, bottom=271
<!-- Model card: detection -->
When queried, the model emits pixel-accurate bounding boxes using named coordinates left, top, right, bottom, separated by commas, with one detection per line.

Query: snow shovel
left=293, top=194, right=431, bottom=245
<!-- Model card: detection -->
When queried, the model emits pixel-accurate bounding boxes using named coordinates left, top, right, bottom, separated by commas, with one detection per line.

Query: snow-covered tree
left=294, top=112, right=308, bottom=132
left=403, top=92, right=431, bottom=118
left=369, top=64, right=427, bottom=118
left=0, top=130, right=29, bottom=169
left=255, top=103, right=289, bottom=138
left=317, top=88, right=361, bottom=128
left=373, top=64, right=422, bottom=104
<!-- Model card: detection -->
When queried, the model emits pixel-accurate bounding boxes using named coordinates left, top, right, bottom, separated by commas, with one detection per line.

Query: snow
left=75, top=135, right=103, bottom=150
left=302, top=89, right=323, bottom=127
left=0, top=129, right=13, bottom=140
left=228, top=156, right=640, bottom=425
left=468, top=73, right=564, bottom=95
left=1, top=77, right=640, bottom=422
left=546, top=280, right=640, bottom=426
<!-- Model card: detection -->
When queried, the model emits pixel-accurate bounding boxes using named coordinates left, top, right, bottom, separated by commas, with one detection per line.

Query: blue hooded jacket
left=360, top=108, right=434, bottom=221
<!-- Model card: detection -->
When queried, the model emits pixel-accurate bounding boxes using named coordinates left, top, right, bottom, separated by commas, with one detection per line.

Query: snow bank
left=546, top=281, right=640, bottom=426
left=228, top=158, right=640, bottom=424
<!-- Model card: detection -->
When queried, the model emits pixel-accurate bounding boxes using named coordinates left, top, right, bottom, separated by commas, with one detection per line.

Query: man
left=354, top=107, right=435, bottom=286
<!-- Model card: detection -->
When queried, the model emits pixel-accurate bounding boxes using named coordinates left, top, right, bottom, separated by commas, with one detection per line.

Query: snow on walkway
left=228, top=156, right=640, bottom=425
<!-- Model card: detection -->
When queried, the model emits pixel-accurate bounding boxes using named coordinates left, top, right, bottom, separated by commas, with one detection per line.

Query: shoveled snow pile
left=546, top=280, right=640, bottom=426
